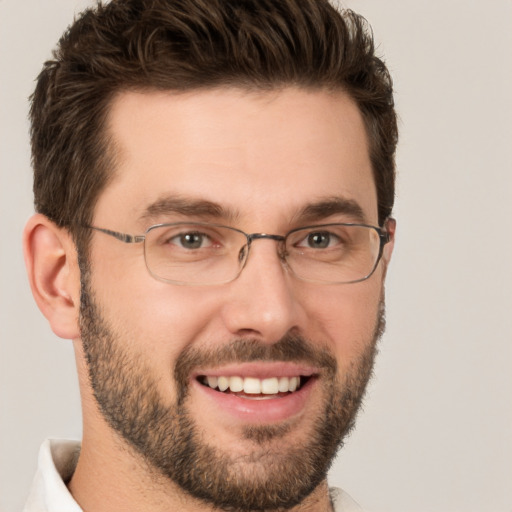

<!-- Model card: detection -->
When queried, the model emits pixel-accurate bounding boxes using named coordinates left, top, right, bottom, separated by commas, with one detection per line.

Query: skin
left=24, top=87, right=395, bottom=512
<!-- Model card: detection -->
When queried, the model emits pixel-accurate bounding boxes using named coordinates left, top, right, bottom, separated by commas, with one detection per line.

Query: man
left=22, top=0, right=397, bottom=510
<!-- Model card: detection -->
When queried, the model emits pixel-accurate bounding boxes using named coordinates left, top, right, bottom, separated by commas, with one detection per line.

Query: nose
left=219, top=239, right=303, bottom=343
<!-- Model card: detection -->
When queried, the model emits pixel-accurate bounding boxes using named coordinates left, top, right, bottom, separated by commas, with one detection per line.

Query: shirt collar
left=24, top=439, right=82, bottom=512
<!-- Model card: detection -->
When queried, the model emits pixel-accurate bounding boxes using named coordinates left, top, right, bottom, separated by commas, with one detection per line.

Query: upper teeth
left=202, top=376, right=301, bottom=394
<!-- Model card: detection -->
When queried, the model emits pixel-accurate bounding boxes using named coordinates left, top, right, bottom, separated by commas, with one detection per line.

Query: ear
left=23, top=214, right=81, bottom=340
left=382, top=217, right=396, bottom=265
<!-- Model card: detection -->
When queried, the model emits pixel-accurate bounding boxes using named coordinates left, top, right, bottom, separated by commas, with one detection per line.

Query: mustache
left=174, top=333, right=337, bottom=401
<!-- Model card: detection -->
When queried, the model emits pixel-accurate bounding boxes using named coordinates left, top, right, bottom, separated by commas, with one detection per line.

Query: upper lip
left=192, top=361, right=320, bottom=380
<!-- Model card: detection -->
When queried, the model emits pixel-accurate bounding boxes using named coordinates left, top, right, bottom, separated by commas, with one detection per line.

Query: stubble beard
left=79, top=271, right=385, bottom=512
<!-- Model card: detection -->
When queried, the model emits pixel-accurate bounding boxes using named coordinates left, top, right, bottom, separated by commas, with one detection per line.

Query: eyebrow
left=138, top=195, right=240, bottom=224
left=295, top=197, right=366, bottom=224
left=138, top=194, right=366, bottom=228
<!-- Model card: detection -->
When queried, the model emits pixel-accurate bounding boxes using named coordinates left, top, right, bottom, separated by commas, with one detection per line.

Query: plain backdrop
left=1, top=1, right=511, bottom=511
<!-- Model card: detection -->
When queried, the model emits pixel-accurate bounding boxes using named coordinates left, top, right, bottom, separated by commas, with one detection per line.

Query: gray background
left=1, top=1, right=511, bottom=511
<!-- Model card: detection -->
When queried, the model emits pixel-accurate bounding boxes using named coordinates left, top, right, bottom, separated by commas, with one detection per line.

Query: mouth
left=197, top=375, right=311, bottom=400
left=191, top=362, right=319, bottom=423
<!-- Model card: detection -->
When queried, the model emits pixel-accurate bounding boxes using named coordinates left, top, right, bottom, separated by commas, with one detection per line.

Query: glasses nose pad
left=238, top=244, right=248, bottom=264
left=276, top=240, right=289, bottom=266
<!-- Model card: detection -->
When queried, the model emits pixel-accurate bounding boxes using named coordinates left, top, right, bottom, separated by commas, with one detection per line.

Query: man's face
left=80, top=88, right=392, bottom=510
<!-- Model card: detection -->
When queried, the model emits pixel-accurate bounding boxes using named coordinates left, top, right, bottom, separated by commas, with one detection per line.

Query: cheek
left=299, top=279, right=383, bottom=371
left=89, top=250, right=222, bottom=372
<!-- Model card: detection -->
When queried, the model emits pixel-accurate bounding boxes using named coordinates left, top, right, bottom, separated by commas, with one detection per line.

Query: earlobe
left=23, top=214, right=81, bottom=340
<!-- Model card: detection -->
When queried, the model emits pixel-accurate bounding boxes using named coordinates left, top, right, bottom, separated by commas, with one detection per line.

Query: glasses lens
left=285, top=224, right=382, bottom=283
left=144, top=223, right=247, bottom=285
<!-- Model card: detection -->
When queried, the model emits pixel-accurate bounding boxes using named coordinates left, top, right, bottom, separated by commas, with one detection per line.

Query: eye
left=299, top=231, right=340, bottom=249
left=171, top=231, right=213, bottom=249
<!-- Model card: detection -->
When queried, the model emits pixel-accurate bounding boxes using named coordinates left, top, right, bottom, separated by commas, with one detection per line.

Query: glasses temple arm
left=88, top=226, right=145, bottom=244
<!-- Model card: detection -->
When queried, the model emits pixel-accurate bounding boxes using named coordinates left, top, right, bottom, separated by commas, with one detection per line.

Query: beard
left=79, top=273, right=385, bottom=512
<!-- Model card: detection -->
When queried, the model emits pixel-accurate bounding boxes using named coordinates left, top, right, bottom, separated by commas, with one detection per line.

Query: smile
left=191, top=363, right=318, bottom=421
left=198, top=375, right=305, bottom=398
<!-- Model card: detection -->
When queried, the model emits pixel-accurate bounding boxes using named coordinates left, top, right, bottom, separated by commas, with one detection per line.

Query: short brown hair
left=30, top=0, right=398, bottom=248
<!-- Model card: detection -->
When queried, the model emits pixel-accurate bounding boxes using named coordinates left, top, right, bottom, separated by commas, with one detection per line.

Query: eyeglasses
left=87, top=221, right=392, bottom=285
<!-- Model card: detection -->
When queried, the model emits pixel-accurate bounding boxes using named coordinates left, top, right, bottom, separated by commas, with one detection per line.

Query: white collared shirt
left=23, top=439, right=364, bottom=512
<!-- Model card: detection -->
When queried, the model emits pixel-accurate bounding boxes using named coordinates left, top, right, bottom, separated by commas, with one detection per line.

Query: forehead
left=95, top=87, right=377, bottom=229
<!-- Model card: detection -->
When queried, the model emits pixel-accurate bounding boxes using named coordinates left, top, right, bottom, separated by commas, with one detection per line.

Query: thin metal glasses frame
left=87, top=222, right=391, bottom=285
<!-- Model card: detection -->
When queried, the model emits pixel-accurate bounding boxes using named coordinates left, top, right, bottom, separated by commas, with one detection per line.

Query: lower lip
left=192, top=377, right=316, bottom=424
